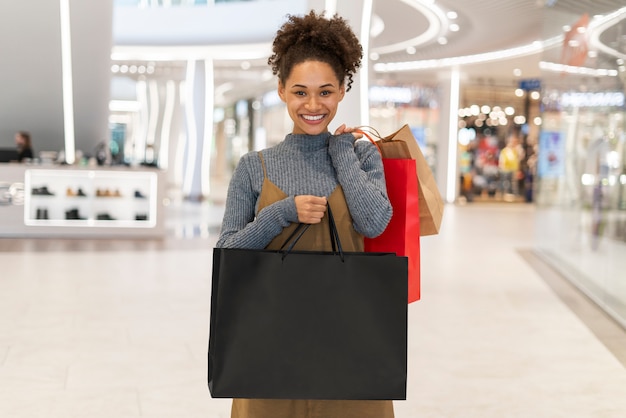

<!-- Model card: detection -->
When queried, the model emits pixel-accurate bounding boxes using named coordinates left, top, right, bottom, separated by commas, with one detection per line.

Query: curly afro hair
left=268, top=10, right=363, bottom=92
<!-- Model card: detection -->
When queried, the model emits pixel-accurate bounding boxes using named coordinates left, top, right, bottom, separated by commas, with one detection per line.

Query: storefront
left=534, top=64, right=626, bottom=328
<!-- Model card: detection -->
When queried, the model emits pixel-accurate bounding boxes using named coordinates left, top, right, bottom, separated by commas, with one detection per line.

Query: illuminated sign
left=369, top=86, right=412, bottom=104
left=561, top=92, right=625, bottom=108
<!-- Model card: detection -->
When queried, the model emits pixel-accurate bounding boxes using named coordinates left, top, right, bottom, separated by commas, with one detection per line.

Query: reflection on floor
left=1, top=202, right=625, bottom=417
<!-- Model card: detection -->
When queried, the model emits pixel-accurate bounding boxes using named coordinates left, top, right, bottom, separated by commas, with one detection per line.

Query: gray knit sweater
left=216, top=132, right=392, bottom=249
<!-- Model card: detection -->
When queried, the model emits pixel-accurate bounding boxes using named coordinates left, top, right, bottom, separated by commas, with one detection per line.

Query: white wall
left=0, top=0, right=113, bottom=158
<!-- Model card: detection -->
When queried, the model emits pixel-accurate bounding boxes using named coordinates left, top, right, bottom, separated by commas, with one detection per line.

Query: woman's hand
left=334, top=124, right=363, bottom=140
left=294, top=195, right=327, bottom=224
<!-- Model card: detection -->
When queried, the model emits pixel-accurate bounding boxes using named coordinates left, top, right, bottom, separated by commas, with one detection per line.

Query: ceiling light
left=515, top=89, right=524, bottom=97
left=562, top=25, right=571, bottom=32
left=531, top=91, right=541, bottom=100
left=240, top=61, right=251, bottom=70
left=370, top=14, right=385, bottom=38
left=438, top=37, right=448, bottom=45
left=505, top=106, right=515, bottom=115
left=370, top=52, right=380, bottom=61
left=587, top=50, right=598, bottom=58
left=539, top=61, right=618, bottom=77
left=447, top=11, right=457, bottom=19
left=370, top=0, right=446, bottom=55
left=513, top=68, right=522, bottom=76
left=406, top=46, right=416, bottom=54
left=449, top=23, right=460, bottom=32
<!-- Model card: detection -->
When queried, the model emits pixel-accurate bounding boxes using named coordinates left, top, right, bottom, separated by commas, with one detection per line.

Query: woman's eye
left=320, top=91, right=330, bottom=96
left=295, top=91, right=306, bottom=96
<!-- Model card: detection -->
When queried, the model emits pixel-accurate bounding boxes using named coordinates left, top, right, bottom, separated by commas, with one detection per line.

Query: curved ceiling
left=110, top=0, right=626, bottom=106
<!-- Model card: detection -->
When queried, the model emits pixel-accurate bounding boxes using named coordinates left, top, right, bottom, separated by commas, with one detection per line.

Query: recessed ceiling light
left=438, top=37, right=448, bottom=45
left=513, top=68, right=522, bottom=76
left=449, top=23, right=460, bottom=32
left=406, top=46, right=416, bottom=54
left=447, top=11, right=457, bottom=19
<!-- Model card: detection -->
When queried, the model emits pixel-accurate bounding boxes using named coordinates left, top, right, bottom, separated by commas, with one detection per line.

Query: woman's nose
left=305, top=96, right=320, bottom=110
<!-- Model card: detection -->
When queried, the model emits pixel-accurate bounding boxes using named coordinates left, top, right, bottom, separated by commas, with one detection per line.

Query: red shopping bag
left=360, top=129, right=421, bottom=303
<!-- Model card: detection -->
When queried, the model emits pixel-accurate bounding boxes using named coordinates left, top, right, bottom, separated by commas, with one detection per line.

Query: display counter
left=0, top=163, right=166, bottom=238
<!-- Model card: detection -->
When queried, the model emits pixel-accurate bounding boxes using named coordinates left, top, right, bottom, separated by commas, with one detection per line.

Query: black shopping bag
left=208, top=207, right=408, bottom=400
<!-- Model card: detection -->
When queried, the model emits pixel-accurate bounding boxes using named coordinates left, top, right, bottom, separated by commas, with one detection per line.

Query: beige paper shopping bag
left=365, top=125, right=444, bottom=236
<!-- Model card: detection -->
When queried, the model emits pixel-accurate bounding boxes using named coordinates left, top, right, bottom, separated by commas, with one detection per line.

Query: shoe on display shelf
left=65, top=208, right=85, bottom=220
left=32, top=186, right=54, bottom=196
left=36, top=208, right=49, bottom=220
left=96, top=213, right=116, bottom=221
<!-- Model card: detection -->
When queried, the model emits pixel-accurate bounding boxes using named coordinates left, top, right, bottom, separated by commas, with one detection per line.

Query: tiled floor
left=1, top=202, right=626, bottom=417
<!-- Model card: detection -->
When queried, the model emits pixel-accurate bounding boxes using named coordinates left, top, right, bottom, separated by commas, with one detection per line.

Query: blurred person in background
left=15, top=131, right=34, bottom=162
left=499, top=131, right=521, bottom=197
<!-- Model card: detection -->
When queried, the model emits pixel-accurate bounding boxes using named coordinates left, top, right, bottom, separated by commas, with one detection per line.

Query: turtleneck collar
left=284, top=132, right=331, bottom=151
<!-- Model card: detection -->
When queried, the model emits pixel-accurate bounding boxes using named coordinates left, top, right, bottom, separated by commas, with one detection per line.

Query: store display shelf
left=24, top=168, right=159, bottom=229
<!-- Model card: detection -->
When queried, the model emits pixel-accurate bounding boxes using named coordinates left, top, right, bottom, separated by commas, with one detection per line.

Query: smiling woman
left=213, top=9, right=394, bottom=418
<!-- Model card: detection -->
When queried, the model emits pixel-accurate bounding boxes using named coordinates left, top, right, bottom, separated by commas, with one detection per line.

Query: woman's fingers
left=295, top=195, right=327, bottom=224
left=334, top=124, right=362, bottom=139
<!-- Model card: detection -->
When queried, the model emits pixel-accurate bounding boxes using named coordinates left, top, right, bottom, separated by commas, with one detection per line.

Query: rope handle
left=354, top=126, right=383, bottom=155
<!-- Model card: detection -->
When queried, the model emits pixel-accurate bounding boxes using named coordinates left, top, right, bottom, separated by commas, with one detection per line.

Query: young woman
left=216, top=10, right=394, bottom=418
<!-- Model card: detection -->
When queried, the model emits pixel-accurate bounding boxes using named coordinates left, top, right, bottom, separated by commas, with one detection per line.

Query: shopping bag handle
left=355, top=125, right=383, bottom=139
left=279, top=223, right=310, bottom=252
left=280, top=204, right=344, bottom=261
left=355, top=126, right=382, bottom=155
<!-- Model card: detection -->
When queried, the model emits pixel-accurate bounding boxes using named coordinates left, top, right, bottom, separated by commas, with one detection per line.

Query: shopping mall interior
left=1, top=0, right=626, bottom=416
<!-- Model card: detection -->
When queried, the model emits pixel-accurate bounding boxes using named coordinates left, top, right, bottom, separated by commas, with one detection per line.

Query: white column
left=436, top=67, right=461, bottom=203
left=182, top=59, right=214, bottom=201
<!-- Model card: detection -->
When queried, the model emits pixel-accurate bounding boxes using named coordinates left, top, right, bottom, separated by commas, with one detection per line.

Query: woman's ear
left=338, top=85, right=346, bottom=101
left=277, top=81, right=287, bottom=102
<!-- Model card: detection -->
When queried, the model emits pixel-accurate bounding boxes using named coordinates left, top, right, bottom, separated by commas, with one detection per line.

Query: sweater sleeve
left=328, top=133, right=392, bottom=238
left=215, top=153, right=299, bottom=249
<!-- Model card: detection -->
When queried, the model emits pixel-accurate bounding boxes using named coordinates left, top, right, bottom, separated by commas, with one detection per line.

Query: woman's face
left=278, top=60, right=345, bottom=135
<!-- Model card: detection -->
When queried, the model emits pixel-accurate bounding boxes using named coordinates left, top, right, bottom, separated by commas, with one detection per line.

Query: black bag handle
left=280, top=204, right=344, bottom=261
left=279, top=223, right=310, bottom=251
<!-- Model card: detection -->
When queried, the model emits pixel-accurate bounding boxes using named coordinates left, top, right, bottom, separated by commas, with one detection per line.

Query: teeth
left=302, top=114, right=324, bottom=121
